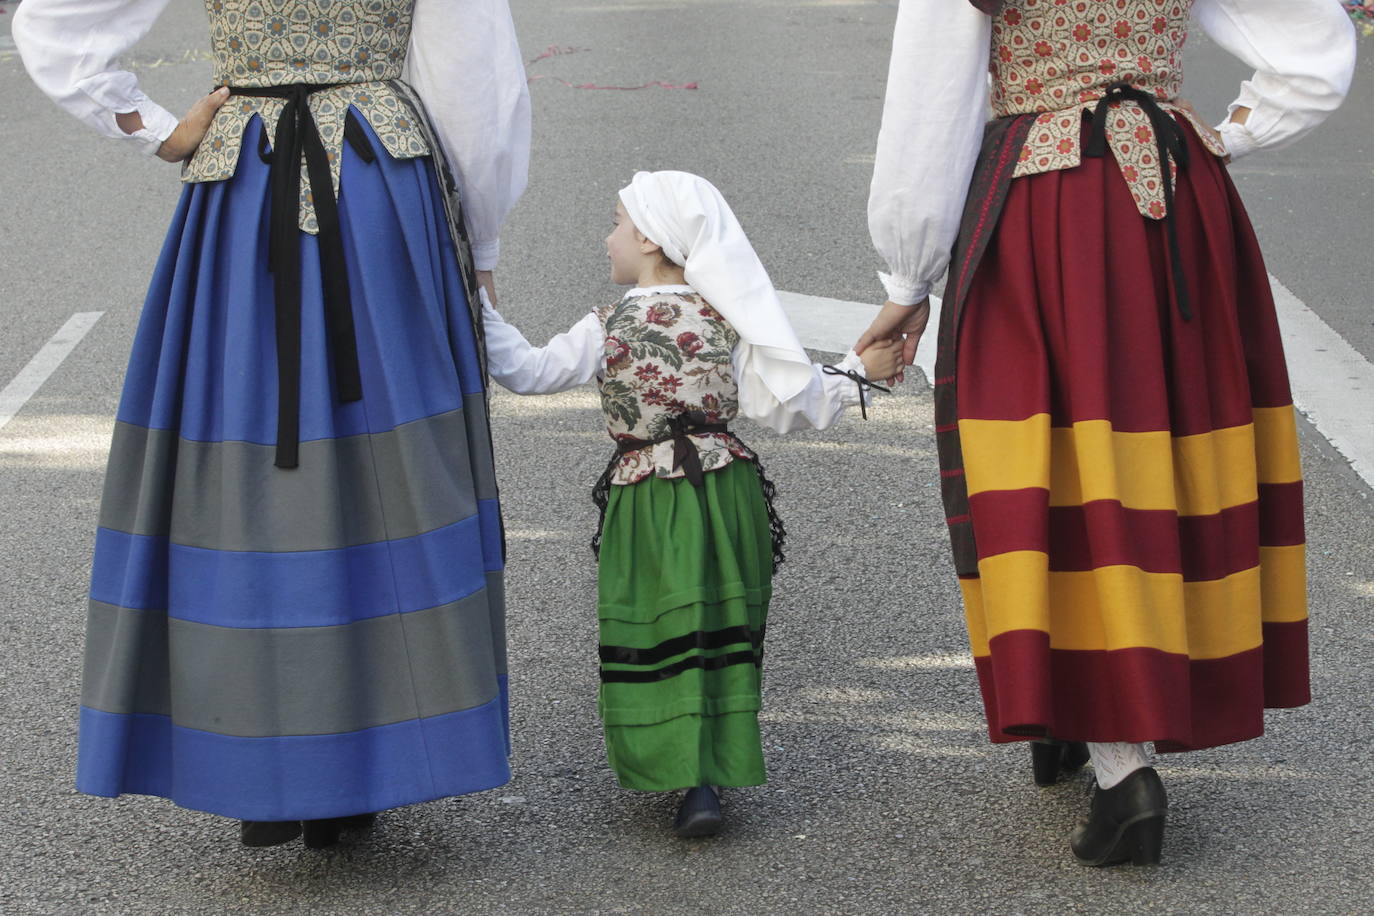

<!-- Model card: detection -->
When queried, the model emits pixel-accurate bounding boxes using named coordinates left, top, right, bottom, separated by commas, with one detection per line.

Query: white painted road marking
left=780, top=277, right=1374, bottom=491
left=776, top=290, right=942, bottom=382
left=1269, top=274, right=1374, bottom=490
left=0, top=312, right=105, bottom=434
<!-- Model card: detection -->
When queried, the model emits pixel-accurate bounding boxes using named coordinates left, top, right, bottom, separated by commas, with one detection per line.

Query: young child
left=483, top=170, right=901, bottom=837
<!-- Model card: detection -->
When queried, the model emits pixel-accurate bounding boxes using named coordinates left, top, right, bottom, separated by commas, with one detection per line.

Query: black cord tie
left=228, top=83, right=367, bottom=468
left=822, top=365, right=889, bottom=420
left=1084, top=81, right=1193, bottom=322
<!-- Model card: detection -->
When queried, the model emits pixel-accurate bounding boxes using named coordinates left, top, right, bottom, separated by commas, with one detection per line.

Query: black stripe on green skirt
left=599, top=625, right=765, bottom=684
left=599, top=649, right=763, bottom=684
left=598, top=625, right=765, bottom=666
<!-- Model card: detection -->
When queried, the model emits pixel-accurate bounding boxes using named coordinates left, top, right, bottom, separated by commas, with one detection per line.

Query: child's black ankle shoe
left=673, top=785, right=723, bottom=838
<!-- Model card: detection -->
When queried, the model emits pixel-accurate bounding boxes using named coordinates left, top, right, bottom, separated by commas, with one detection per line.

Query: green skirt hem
left=600, top=691, right=764, bottom=728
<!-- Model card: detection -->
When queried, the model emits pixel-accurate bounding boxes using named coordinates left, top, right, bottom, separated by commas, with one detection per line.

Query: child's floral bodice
left=595, top=290, right=754, bottom=486
left=990, top=0, right=1227, bottom=219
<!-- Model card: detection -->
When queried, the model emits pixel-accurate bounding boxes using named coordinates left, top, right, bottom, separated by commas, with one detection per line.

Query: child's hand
left=860, top=339, right=903, bottom=384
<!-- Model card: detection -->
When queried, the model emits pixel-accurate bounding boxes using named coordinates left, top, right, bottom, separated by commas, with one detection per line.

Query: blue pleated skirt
left=77, top=115, right=511, bottom=821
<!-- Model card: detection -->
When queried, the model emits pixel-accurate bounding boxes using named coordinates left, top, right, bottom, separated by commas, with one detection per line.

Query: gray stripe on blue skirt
left=99, top=395, right=500, bottom=552
left=82, top=574, right=507, bottom=738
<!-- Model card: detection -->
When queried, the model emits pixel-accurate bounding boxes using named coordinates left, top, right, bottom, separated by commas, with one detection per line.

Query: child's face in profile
left=606, top=200, right=648, bottom=286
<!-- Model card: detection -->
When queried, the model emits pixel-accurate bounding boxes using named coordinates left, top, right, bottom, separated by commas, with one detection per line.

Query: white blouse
left=481, top=286, right=871, bottom=435
left=868, top=0, right=1358, bottom=306
left=12, top=0, right=531, bottom=270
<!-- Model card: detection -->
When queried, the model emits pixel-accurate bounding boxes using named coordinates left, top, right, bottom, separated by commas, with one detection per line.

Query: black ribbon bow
left=658, top=411, right=729, bottom=488
left=1084, top=80, right=1193, bottom=322
left=822, top=365, right=890, bottom=420
left=589, top=411, right=728, bottom=556
left=228, top=83, right=367, bottom=468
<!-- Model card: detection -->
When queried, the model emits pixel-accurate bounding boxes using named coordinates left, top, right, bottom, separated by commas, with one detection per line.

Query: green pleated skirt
left=596, top=459, right=773, bottom=792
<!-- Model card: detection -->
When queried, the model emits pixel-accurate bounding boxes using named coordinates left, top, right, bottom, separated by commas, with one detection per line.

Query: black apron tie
left=593, top=411, right=729, bottom=515
left=821, top=365, right=889, bottom=420
left=590, top=411, right=788, bottom=573
left=228, top=83, right=366, bottom=468
left=1084, top=81, right=1193, bottom=322
left=660, top=411, right=728, bottom=487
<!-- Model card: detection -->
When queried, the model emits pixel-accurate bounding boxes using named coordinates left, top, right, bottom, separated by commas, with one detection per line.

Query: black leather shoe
left=303, top=812, right=378, bottom=849
left=302, top=819, right=343, bottom=849
left=1070, top=767, right=1167, bottom=866
left=240, top=820, right=302, bottom=847
left=1031, top=739, right=1090, bottom=786
left=673, top=786, right=723, bottom=838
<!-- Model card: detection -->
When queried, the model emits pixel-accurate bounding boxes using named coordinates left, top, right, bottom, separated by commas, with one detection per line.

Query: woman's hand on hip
left=116, top=87, right=231, bottom=163
left=1174, top=96, right=1249, bottom=164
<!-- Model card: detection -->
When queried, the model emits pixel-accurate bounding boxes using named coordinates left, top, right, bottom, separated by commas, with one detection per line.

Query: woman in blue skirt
left=14, top=0, right=531, bottom=848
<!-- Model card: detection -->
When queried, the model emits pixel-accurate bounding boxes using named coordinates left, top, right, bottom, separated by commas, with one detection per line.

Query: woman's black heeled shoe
left=673, top=786, right=723, bottom=838
left=302, top=819, right=342, bottom=849
left=1031, top=739, right=1090, bottom=786
left=1070, top=767, right=1167, bottom=866
left=239, top=820, right=302, bottom=847
left=303, top=812, right=378, bottom=849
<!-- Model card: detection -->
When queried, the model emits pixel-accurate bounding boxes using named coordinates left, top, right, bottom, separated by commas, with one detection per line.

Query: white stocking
left=1087, top=741, right=1152, bottom=790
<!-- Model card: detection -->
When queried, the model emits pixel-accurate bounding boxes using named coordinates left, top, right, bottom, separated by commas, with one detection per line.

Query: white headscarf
left=618, top=170, right=814, bottom=405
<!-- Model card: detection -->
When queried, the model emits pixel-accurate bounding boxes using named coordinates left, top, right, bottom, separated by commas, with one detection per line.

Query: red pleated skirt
left=952, top=123, right=1309, bottom=752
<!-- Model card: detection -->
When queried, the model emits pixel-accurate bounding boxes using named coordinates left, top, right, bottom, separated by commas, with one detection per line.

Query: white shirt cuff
left=140, top=101, right=179, bottom=141
left=878, top=271, right=931, bottom=306
left=1217, top=118, right=1258, bottom=161
left=127, top=102, right=178, bottom=156
left=470, top=239, right=500, bottom=271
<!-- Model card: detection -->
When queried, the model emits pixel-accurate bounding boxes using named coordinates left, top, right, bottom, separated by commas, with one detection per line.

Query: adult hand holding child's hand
left=855, top=296, right=931, bottom=385
left=860, top=338, right=904, bottom=387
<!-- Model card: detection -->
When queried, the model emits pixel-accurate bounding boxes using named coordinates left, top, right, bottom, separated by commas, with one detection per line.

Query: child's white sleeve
left=736, top=348, right=875, bottom=434
left=482, top=292, right=604, bottom=395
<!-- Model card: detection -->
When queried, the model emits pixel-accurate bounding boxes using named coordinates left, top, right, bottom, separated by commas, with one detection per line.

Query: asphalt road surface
left=1, top=2, right=1371, bottom=914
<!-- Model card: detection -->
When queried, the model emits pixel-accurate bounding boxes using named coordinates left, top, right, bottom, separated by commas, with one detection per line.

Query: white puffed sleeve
left=406, top=0, right=532, bottom=271
left=1193, top=0, right=1357, bottom=160
left=737, top=349, right=870, bottom=434
left=868, top=0, right=990, bottom=306
left=13, top=0, right=179, bottom=156
left=481, top=294, right=605, bottom=395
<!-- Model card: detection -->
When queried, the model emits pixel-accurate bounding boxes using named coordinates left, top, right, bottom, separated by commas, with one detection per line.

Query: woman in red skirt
left=859, top=0, right=1355, bottom=866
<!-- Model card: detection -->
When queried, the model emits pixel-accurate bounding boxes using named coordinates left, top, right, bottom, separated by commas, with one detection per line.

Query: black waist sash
left=228, top=83, right=366, bottom=469
left=614, top=413, right=731, bottom=487
left=589, top=411, right=786, bottom=573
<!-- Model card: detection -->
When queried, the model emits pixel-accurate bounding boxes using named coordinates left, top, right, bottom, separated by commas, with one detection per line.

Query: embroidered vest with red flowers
left=990, top=0, right=1227, bottom=219
left=594, top=291, right=754, bottom=486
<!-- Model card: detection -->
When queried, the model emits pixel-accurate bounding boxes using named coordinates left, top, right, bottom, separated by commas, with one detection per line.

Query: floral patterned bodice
left=595, top=290, right=754, bottom=486
left=990, top=0, right=1227, bottom=219
left=186, top=0, right=431, bottom=232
